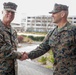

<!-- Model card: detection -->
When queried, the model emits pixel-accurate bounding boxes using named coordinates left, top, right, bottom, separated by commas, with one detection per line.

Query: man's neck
left=2, top=20, right=11, bottom=28
left=57, top=21, right=67, bottom=29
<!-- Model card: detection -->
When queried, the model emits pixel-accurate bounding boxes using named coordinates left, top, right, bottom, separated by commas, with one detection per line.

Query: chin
left=52, top=19, right=56, bottom=23
left=53, top=20, right=57, bottom=23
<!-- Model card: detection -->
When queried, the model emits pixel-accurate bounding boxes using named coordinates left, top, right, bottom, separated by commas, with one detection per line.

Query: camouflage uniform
left=28, top=22, right=76, bottom=75
left=0, top=20, right=22, bottom=75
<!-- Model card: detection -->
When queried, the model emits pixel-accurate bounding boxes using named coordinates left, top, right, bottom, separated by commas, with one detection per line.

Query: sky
left=0, top=0, right=76, bottom=23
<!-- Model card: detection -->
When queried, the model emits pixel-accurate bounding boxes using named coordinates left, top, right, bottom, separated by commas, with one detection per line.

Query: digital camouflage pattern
left=0, top=20, right=22, bottom=75
left=28, top=22, right=76, bottom=75
left=49, top=3, right=68, bottom=14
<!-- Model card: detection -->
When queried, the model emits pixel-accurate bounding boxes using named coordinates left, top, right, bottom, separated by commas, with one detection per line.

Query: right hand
left=20, top=52, right=28, bottom=61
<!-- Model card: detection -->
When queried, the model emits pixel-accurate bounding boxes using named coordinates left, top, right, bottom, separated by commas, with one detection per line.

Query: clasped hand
left=20, top=52, right=28, bottom=61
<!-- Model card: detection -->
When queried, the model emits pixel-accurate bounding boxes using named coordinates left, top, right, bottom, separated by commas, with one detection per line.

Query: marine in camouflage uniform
left=27, top=4, right=76, bottom=75
left=0, top=2, right=23, bottom=75
left=28, top=22, right=76, bottom=75
left=0, top=20, right=22, bottom=75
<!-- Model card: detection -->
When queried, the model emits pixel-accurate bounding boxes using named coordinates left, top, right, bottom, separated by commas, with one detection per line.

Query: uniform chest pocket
left=4, top=31, right=11, bottom=42
left=60, top=31, right=74, bottom=47
left=49, top=31, right=72, bottom=47
left=49, top=35, right=58, bottom=47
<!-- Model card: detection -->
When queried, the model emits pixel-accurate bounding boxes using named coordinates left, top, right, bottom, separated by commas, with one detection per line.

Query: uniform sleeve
left=28, top=31, right=51, bottom=59
left=73, top=27, right=76, bottom=55
left=0, top=30, right=22, bottom=59
left=73, top=27, right=76, bottom=43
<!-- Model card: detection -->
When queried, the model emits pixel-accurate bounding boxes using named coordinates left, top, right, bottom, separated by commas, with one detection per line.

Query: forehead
left=3, top=10, right=15, bottom=13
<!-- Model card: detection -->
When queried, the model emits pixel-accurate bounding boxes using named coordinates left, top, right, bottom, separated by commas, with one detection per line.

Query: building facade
left=21, top=15, right=56, bottom=32
left=68, top=16, right=76, bottom=25
left=11, top=15, right=76, bottom=32
left=11, top=23, right=24, bottom=32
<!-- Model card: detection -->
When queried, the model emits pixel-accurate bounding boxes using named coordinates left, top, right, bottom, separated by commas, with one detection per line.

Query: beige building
left=21, top=15, right=56, bottom=32
left=68, top=16, right=76, bottom=25
left=11, top=23, right=25, bottom=32
left=11, top=15, right=76, bottom=32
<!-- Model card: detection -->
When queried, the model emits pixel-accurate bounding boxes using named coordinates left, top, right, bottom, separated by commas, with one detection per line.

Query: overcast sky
left=0, top=0, right=76, bottom=23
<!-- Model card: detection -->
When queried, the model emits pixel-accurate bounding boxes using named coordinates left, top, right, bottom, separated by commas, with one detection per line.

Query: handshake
left=20, top=52, right=29, bottom=61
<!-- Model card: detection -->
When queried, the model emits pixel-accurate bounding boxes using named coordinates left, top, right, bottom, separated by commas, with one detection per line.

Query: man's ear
left=61, top=11, right=65, bottom=18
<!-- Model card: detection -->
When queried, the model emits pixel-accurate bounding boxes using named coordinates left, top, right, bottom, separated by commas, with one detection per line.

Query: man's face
left=2, top=10, right=15, bottom=23
left=51, top=11, right=62, bottom=24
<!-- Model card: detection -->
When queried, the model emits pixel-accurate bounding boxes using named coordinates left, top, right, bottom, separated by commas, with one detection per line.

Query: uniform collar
left=57, top=22, right=71, bottom=32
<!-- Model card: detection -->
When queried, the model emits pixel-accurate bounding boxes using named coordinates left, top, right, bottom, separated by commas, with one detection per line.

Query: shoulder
left=67, top=22, right=76, bottom=31
left=0, top=20, right=5, bottom=34
left=0, top=27, right=4, bottom=34
left=47, top=26, right=57, bottom=36
left=67, top=23, right=76, bottom=35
